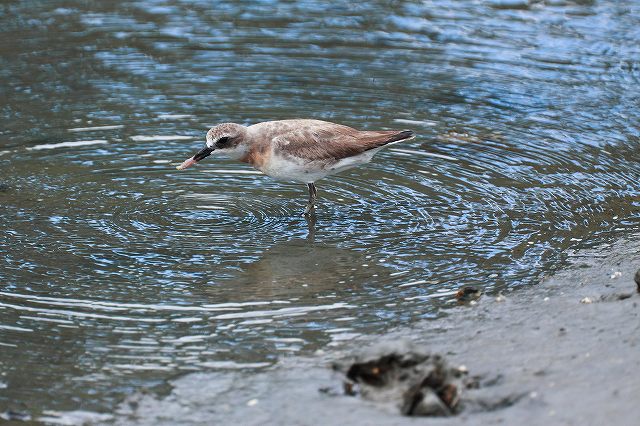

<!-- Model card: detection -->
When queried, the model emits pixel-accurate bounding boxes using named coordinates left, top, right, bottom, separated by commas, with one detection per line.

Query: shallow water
left=1, top=0, right=639, bottom=417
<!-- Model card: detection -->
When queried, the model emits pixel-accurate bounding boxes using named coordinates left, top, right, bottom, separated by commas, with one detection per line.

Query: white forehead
left=206, top=131, right=229, bottom=148
left=206, top=123, right=241, bottom=147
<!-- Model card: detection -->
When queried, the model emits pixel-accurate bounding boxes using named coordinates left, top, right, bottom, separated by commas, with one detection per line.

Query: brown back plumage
left=251, top=120, right=415, bottom=162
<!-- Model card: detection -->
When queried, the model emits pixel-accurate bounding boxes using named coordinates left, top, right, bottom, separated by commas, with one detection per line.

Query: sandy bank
left=111, top=237, right=640, bottom=426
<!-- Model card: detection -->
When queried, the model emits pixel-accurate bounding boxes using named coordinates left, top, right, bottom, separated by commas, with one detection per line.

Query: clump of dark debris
left=455, top=286, right=482, bottom=304
left=338, top=350, right=473, bottom=416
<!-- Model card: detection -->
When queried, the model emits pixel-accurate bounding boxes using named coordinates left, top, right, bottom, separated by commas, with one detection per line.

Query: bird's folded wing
left=272, top=127, right=407, bottom=161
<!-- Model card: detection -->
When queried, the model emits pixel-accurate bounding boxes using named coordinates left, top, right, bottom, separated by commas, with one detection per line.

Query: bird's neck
left=239, top=138, right=271, bottom=170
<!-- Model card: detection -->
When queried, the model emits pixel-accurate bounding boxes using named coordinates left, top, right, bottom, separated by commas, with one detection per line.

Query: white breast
left=260, top=148, right=382, bottom=183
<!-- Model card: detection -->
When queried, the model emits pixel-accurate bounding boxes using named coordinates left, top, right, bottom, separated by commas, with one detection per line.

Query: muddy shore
left=104, top=236, right=640, bottom=426
left=35, top=237, right=639, bottom=425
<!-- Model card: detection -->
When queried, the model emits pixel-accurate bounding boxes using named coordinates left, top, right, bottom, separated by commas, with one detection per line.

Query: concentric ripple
left=1, top=0, right=640, bottom=416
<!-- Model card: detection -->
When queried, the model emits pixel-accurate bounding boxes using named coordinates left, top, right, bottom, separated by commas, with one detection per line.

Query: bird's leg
left=304, top=211, right=317, bottom=242
left=303, top=183, right=317, bottom=216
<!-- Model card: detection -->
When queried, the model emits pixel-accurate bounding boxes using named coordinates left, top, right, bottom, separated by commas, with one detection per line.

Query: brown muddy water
left=1, top=0, right=639, bottom=419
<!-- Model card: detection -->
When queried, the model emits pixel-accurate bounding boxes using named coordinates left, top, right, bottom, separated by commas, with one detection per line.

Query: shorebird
left=176, top=119, right=415, bottom=214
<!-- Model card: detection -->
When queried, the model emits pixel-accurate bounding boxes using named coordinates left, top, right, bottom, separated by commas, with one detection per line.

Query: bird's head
left=177, top=123, right=247, bottom=170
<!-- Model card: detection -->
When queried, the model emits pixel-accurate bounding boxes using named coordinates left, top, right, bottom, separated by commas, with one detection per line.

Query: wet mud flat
left=106, top=236, right=640, bottom=426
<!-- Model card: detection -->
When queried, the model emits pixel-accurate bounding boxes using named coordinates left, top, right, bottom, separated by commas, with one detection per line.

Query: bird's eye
left=215, top=137, right=230, bottom=148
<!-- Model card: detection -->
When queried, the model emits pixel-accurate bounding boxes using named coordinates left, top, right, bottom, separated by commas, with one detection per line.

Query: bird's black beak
left=193, top=146, right=214, bottom=161
left=176, top=146, right=214, bottom=170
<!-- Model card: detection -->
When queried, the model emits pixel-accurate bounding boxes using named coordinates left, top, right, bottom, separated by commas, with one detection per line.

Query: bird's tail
left=384, top=130, right=416, bottom=145
left=359, top=129, right=416, bottom=152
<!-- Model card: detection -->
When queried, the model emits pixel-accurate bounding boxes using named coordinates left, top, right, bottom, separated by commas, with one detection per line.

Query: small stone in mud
left=455, top=287, right=482, bottom=303
left=635, top=269, right=640, bottom=293
left=343, top=351, right=468, bottom=417
left=0, top=183, right=9, bottom=193
left=318, top=386, right=341, bottom=397
left=580, top=297, right=593, bottom=304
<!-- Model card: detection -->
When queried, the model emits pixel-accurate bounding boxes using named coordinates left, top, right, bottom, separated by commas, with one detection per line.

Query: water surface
left=1, top=0, right=639, bottom=417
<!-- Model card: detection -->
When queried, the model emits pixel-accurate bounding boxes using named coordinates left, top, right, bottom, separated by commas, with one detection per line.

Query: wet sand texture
left=113, top=236, right=640, bottom=425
